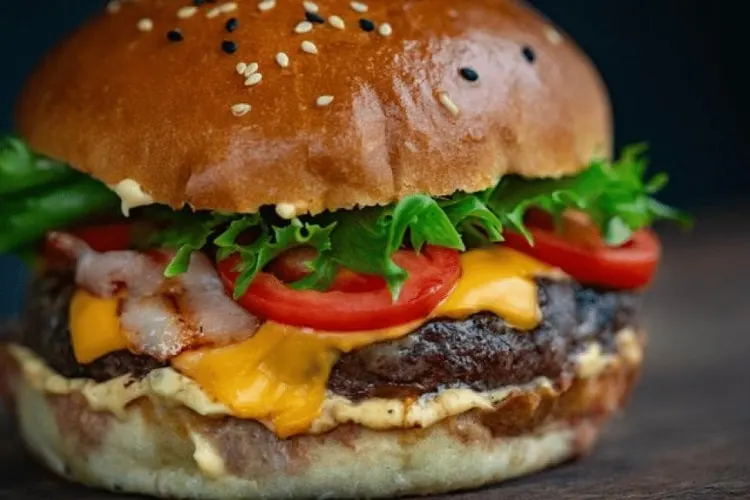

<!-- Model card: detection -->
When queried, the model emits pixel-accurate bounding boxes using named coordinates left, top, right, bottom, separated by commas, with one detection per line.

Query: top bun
left=15, top=0, right=611, bottom=215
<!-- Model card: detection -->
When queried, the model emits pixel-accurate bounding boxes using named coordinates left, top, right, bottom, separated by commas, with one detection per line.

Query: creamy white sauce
left=110, top=179, right=154, bottom=216
left=189, top=430, right=228, bottom=478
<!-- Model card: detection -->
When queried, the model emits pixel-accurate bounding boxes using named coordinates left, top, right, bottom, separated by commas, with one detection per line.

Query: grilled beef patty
left=12, top=268, right=641, bottom=398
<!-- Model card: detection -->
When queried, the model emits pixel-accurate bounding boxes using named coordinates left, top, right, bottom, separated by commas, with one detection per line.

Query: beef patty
left=11, top=268, right=642, bottom=400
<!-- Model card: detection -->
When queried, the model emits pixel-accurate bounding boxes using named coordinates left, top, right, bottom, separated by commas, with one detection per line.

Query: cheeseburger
left=0, top=0, right=686, bottom=498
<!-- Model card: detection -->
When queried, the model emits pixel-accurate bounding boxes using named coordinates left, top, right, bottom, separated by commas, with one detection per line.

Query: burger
left=0, top=0, right=687, bottom=498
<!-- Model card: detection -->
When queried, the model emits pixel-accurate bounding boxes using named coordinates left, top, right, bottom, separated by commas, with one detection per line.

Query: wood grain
left=1, top=217, right=748, bottom=498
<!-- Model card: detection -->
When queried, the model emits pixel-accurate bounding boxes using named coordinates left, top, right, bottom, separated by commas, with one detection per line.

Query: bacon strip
left=49, top=232, right=260, bottom=361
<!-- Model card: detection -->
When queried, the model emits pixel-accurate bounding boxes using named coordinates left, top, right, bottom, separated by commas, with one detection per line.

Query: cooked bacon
left=120, top=295, right=186, bottom=361
left=173, top=252, right=260, bottom=347
left=48, top=232, right=164, bottom=297
left=48, top=232, right=260, bottom=361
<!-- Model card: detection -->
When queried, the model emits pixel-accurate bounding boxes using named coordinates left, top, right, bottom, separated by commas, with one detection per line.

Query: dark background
left=0, top=0, right=746, bottom=316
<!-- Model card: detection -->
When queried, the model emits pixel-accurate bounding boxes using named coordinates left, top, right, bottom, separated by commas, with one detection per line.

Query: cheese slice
left=434, top=246, right=549, bottom=329
left=69, top=290, right=128, bottom=364
left=68, top=246, right=554, bottom=436
left=172, top=321, right=419, bottom=438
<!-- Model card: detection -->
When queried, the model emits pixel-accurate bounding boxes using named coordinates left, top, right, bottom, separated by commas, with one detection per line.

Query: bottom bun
left=8, top=335, right=641, bottom=499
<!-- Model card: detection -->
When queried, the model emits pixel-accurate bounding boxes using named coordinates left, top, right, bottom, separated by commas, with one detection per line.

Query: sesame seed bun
left=15, top=0, right=611, bottom=215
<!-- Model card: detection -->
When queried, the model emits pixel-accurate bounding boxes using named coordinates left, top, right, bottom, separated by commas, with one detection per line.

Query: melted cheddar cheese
left=69, top=290, right=128, bottom=364
left=68, top=247, right=555, bottom=437
left=172, top=321, right=419, bottom=438
left=434, top=246, right=550, bottom=329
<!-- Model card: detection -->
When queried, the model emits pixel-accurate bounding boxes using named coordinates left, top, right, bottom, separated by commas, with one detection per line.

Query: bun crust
left=6, top=335, right=639, bottom=499
left=16, top=0, right=611, bottom=214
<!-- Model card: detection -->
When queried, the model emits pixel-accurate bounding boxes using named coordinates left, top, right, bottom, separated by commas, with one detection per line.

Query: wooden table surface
left=1, top=212, right=749, bottom=499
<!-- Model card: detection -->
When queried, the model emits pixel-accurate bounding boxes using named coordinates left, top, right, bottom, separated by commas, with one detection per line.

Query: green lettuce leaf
left=215, top=219, right=337, bottom=298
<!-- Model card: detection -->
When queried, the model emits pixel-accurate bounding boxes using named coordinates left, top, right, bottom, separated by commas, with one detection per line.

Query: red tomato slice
left=218, top=246, right=462, bottom=331
left=502, top=216, right=661, bottom=290
left=70, top=223, right=133, bottom=252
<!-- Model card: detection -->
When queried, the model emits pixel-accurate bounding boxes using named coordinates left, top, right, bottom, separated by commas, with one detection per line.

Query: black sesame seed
left=222, top=40, right=238, bottom=54
left=459, top=67, right=479, bottom=82
left=225, top=17, right=238, bottom=32
left=359, top=18, right=375, bottom=32
left=167, top=30, right=184, bottom=42
left=522, top=45, right=536, bottom=63
left=305, top=11, right=325, bottom=24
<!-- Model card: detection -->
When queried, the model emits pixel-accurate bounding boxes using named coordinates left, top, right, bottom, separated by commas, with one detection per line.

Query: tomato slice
left=218, top=246, right=462, bottom=331
left=70, top=223, right=133, bottom=252
left=502, top=215, right=661, bottom=290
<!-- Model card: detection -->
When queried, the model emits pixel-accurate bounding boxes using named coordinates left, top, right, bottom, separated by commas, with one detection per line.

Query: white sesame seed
left=245, top=73, right=263, bottom=86
left=545, top=26, right=563, bottom=45
left=231, top=104, right=251, bottom=117
left=220, top=2, right=238, bottom=13
left=303, top=1, right=319, bottom=13
left=316, top=95, right=334, bottom=107
left=301, top=40, right=318, bottom=54
left=137, top=18, right=153, bottom=32
left=294, top=21, right=314, bottom=34
left=276, top=203, right=298, bottom=220
left=438, top=92, right=460, bottom=117
left=243, top=62, right=259, bottom=76
left=236, top=62, right=248, bottom=75
left=106, top=1, right=122, bottom=14
left=258, top=0, right=276, bottom=12
left=328, top=15, right=345, bottom=30
left=350, top=1, right=368, bottom=13
left=378, top=22, right=392, bottom=37
left=177, top=6, right=198, bottom=19
left=275, top=52, right=290, bottom=68
left=206, top=6, right=221, bottom=18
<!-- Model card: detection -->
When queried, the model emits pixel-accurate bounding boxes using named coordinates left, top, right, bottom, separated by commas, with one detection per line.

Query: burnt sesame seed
left=305, top=11, right=325, bottom=24
left=193, top=0, right=205, bottom=5
left=522, top=45, right=536, bottom=63
left=225, top=17, right=238, bottom=32
left=359, top=18, right=375, bottom=32
left=222, top=40, right=238, bottom=54
left=459, top=67, right=479, bottom=82
left=167, top=29, right=184, bottom=42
